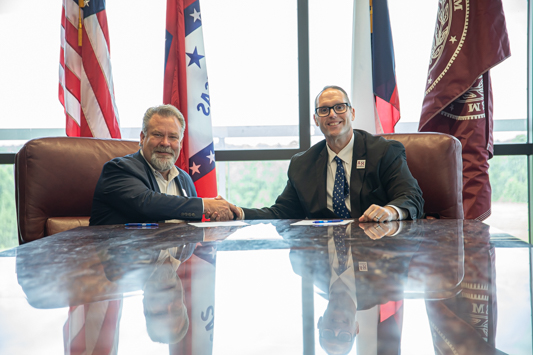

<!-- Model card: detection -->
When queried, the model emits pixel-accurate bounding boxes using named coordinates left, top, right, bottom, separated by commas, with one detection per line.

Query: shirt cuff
left=390, top=221, right=404, bottom=236
left=386, top=205, right=407, bottom=221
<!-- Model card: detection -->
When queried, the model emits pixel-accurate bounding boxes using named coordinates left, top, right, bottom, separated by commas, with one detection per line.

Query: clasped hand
left=202, top=196, right=242, bottom=221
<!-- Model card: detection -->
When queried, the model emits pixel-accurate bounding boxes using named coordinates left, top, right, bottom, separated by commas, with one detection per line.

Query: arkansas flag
left=164, top=0, right=217, bottom=198
left=59, top=0, right=121, bottom=138
left=170, top=243, right=217, bottom=355
left=419, top=0, right=511, bottom=221
left=352, top=0, right=400, bottom=134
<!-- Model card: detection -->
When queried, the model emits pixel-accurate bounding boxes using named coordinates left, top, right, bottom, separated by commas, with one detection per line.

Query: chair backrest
left=15, top=137, right=140, bottom=244
left=380, top=133, right=464, bottom=219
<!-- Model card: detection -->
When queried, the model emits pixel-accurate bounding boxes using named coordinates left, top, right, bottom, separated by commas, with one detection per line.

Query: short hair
left=314, top=86, right=352, bottom=108
left=142, top=104, right=186, bottom=140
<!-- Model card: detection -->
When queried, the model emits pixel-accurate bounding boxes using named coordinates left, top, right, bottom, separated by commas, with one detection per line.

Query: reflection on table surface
left=0, top=219, right=531, bottom=354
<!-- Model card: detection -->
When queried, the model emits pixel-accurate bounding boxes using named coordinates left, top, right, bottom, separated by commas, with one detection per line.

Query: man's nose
left=160, top=136, right=170, bottom=146
left=327, top=107, right=337, bottom=118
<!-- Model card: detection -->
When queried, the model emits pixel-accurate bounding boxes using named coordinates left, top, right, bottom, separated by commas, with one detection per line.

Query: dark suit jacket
left=90, top=150, right=203, bottom=225
left=288, top=228, right=422, bottom=310
left=243, top=130, right=424, bottom=220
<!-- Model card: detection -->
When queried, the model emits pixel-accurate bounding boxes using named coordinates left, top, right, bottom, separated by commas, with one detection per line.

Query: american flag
left=59, top=0, right=121, bottom=138
left=63, top=300, right=122, bottom=355
left=351, top=0, right=399, bottom=134
left=164, top=0, right=217, bottom=198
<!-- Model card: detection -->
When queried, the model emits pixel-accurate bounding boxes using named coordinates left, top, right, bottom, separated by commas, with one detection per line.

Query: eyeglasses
left=315, top=103, right=350, bottom=117
left=320, top=329, right=354, bottom=342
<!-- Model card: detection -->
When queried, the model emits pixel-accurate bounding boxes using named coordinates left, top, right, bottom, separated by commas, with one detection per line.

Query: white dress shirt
left=140, top=150, right=189, bottom=223
left=327, top=225, right=358, bottom=308
left=325, top=134, right=405, bottom=219
left=325, top=134, right=355, bottom=213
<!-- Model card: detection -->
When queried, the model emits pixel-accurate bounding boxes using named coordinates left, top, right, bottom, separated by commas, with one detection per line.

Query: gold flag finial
left=78, top=0, right=84, bottom=46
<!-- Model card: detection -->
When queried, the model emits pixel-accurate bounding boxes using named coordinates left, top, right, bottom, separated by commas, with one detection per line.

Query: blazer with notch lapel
left=242, top=129, right=424, bottom=220
left=90, top=150, right=203, bottom=225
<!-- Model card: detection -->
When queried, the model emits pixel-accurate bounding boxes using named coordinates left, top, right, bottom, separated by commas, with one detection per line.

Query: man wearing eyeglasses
left=228, top=85, right=423, bottom=222
left=318, top=275, right=359, bottom=354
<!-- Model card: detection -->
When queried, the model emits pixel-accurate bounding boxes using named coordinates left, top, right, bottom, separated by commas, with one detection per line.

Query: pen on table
left=125, top=223, right=159, bottom=227
left=312, top=220, right=343, bottom=224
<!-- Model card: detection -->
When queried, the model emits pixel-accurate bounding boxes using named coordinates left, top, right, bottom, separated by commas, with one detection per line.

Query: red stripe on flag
left=61, top=5, right=66, bottom=27
left=164, top=0, right=190, bottom=173
left=65, top=66, right=81, bottom=100
left=64, top=17, right=82, bottom=57
left=81, top=28, right=121, bottom=137
left=93, top=300, right=122, bottom=355
left=389, top=85, right=400, bottom=112
left=66, top=115, right=81, bottom=137
left=67, top=306, right=87, bottom=355
left=380, top=300, right=403, bottom=322
left=59, top=83, right=65, bottom=107
left=170, top=255, right=193, bottom=355
left=375, top=95, right=400, bottom=134
left=79, top=107, right=93, bottom=137
left=95, top=11, right=110, bottom=50
left=194, top=168, right=218, bottom=198
left=59, top=46, right=65, bottom=68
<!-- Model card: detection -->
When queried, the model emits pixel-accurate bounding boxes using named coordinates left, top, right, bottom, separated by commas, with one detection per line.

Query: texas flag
left=164, top=0, right=217, bottom=198
left=351, top=0, right=400, bottom=134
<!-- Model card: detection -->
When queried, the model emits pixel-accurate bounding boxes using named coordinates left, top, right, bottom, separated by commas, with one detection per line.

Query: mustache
left=153, top=147, right=175, bottom=156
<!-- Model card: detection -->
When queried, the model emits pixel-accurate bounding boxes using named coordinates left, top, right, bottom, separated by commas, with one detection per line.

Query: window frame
left=1, top=0, right=532, bottom=242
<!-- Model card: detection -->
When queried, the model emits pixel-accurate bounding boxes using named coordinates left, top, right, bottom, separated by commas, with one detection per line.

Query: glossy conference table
left=0, top=219, right=532, bottom=354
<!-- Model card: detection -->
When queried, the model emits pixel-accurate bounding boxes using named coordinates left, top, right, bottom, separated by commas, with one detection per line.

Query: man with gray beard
left=90, top=104, right=235, bottom=225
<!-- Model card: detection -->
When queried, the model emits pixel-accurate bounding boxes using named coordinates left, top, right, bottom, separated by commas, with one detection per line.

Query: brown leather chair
left=15, top=137, right=140, bottom=244
left=380, top=132, right=463, bottom=219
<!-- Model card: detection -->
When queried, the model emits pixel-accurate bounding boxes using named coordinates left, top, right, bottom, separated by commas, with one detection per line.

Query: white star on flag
left=190, top=8, right=201, bottom=22
left=190, top=162, right=201, bottom=175
left=449, top=36, right=457, bottom=44
left=207, top=247, right=216, bottom=259
left=206, top=150, right=215, bottom=164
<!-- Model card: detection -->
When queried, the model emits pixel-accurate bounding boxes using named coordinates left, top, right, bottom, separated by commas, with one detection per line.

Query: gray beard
left=150, top=151, right=176, bottom=172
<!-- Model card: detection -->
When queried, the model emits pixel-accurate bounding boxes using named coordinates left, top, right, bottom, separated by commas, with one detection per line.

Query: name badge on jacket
left=357, top=160, right=366, bottom=169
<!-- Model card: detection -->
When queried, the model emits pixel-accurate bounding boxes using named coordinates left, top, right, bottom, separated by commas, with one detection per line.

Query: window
left=0, top=0, right=532, bottom=250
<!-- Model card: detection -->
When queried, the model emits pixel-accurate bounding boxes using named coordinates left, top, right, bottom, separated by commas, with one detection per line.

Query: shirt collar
left=326, top=133, right=354, bottom=165
left=140, top=149, right=180, bottom=181
left=327, top=236, right=357, bottom=307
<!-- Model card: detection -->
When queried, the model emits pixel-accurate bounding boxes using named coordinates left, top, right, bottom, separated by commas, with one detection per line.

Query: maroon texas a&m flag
left=418, top=0, right=510, bottom=221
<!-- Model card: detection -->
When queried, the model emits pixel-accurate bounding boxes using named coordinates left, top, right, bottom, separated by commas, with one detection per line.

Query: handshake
left=202, top=196, right=243, bottom=221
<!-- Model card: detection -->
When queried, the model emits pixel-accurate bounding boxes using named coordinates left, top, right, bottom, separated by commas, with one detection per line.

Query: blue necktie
left=333, top=226, right=349, bottom=274
left=333, top=156, right=350, bottom=218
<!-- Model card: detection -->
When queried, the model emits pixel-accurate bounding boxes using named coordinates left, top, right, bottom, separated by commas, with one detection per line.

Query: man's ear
left=313, top=114, right=319, bottom=126
left=140, top=131, right=145, bottom=146
left=355, top=321, right=359, bottom=335
left=317, top=316, right=323, bottom=329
